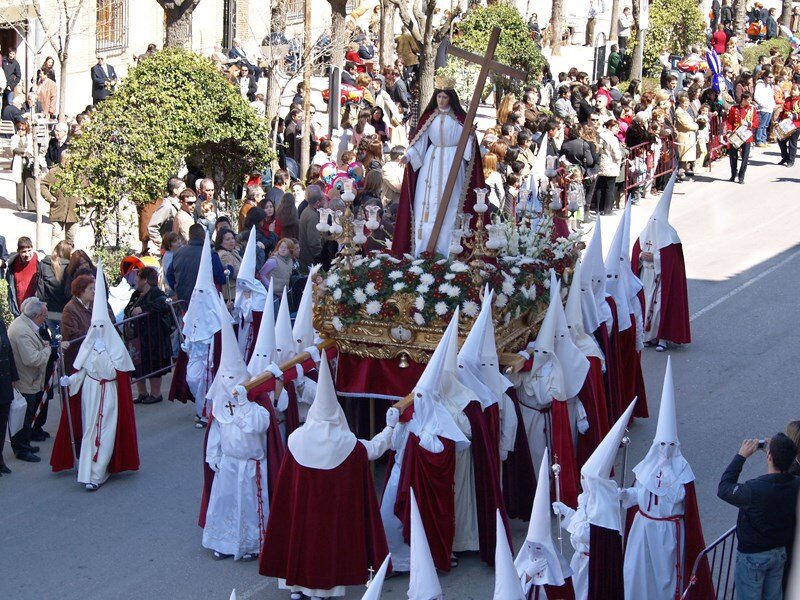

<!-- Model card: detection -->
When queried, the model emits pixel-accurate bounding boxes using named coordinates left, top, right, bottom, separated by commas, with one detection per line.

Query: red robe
left=502, top=389, right=537, bottom=520
left=624, top=481, right=714, bottom=600
left=530, top=580, right=577, bottom=600
left=631, top=240, right=691, bottom=345
left=168, top=330, right=222, bottom=403
left=576, top=356, right=611, bottom=469
left=551, top=400, right=580, bottom=509
left=51, top=370, right=140, bottom=474
left=593, top=318, right=624, bottom=424
left=395, top=433, right=456, bottom=572
left=259, top=443, right=389, bottom=590
left=391, top=107, right=483, bottom=257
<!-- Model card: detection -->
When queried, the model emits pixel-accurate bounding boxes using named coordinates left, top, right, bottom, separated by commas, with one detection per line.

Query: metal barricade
left=708, top=114, right=726, bottom=163
left=624, top=138, right=678, bottom=199
left=681, top=525, right=737, bottom=600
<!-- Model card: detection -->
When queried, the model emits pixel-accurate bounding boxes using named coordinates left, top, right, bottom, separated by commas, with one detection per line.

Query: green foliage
left=743, top=38, right=791, bottom=71
left=94, top=246, right=136, bottom=285
left=643, top=0, right=706, bottom=76
left=59, top=48, right=272, bottom=245
left=0, top=280, right=13, bottom=326
left=453, top=3, right=545, bottom=97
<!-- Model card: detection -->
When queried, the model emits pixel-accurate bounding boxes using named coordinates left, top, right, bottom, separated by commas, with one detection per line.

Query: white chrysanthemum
left=527, top=284, right=537, bottom=300
left=414, top=296, right=425, bottom=311
left=496, top=293, right=508, bottom=308
left=412, top=258, right=424, bottom=266
left=450, top=261, right=469, bottom=273
left=389, top=270, right=403, bottom=280
left=543, top=278, right=550, bottom=289
left=502, top=280, right=514, bottom=295
left=416, top=284, right=429, bottom=295
left=332, top=316, right=344, bottom=332
left=446, top=285, right=460, bottom=298
left=510, top=267, right=521, bottom=275
left=413, top=312, right=426, bottom=326
left=420, top=273, right=434, bottom=285
left=366, top=300, right=381, bottom=315
left=435, top=301, right=448, bottom=315
left=333, top=288, right=342, bottom=301
left=462, top=300, right=479, bottom=318
left=393, top=282, right=406, bottom=292
left=386, top=255, right=401, bottom=264
left=369, top=260, right=381, bottom=268
left=326, top=273, right=340, bottom=287
left=444, top=273, right=455, bottom=281
left=409, top=265, right=423, bottom=275
left=436, top=259, right=447, bottom=265
left=438, top=283, right=450, bottom=295
left=365, top=282, right=378, bottom=296
left=353, top=288, right=367, bottom=304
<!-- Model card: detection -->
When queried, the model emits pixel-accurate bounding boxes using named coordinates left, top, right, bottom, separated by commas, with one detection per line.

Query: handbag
left=776, top=118, right=798, bottom=141
left=9, top=389, right=26, bottom=437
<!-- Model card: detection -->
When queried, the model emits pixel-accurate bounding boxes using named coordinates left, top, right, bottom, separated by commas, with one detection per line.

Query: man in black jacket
left=90, top=55, right=117, bottom=104
left=166, top=224, right=226, bottom=303
left=2, top=49, right=21, bottom=107
left=0, top=317, right=19, bottom=474
left=718, top=434, right=800, bottom=599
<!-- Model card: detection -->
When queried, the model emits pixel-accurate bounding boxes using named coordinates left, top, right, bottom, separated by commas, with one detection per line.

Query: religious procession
left=1, top=0, right=800, bottom=599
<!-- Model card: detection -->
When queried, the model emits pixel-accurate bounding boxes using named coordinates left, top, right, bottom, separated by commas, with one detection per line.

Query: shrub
left=643, top=0, right=706, bottom=76
left=742, top=38, right=791, bottom=72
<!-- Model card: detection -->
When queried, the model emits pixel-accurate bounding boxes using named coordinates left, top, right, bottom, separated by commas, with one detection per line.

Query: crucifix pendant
left=225, top=400, right=235, bottom=416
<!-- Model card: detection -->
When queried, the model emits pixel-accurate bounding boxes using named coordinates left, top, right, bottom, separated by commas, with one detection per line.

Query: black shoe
left=779, top=160, right=788, bottom=165
left=16, top=452, right=41, bottom=463
left=142, top=394, right=163, bottom=404
left=0, top=464, right=11, bottom=474
left=32, top=429, right=50, bottom=439
left=133, top=394, right=148, bottom=404
left=787, top=162, right=794, bottom=167
left=738, top=178, right=745, bottom=184
left=30, top=431, right=48, bottom=442
left=728, top=176, right=736, bottom=182
left=26, top=445, right=40, bottom=453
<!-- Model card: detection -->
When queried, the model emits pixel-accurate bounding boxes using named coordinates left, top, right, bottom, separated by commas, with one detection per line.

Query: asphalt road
left=2, top=147, right=799, bottom=599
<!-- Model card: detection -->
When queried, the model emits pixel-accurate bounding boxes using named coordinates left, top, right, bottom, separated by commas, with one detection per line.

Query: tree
left=327, top=0, right=349, bottom=68
left=780, top=0, right=792, bottom=27
left=734, top=0, right=746, bottom=41
left=643, top=0, right=705, bottom=75
left=610, top=0, right=620, bottom=41
left=58, top=48, right=272, bottom=246
left=32, top=0, right=88, bottom=116
left=551, top=0, right=565, bottom=56
left=385, top=0, right=461, bottom=103
left=453, top=4, right=545, bottom=99
left=155, top=0, right=204, bottom=49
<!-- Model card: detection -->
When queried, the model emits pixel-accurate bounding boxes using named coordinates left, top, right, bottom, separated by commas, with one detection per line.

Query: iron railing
left=96, top=0, right=129, bottom=53
left=681, top=525, right=737, bottom=600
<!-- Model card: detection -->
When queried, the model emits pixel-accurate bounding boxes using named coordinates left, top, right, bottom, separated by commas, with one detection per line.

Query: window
left=287, top=0, right=356, bottom=23
left=96, top=0, right=128, bottom=53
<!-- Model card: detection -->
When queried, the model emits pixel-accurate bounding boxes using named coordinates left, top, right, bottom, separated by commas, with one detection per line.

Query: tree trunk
left=630, top=0, right=643, bottom=80
left=329, top=0, right=348, bottom=68
left=164, top=8, right=193, bottom=48
left=380, top=0, right=396, bottom=70
left=734, top=0, right=746, bottom=41
left=609, top=0, right=620, bottom=41
left=551, top=0, right=565, bottom=56
left=271, top=0, right=287, bottom=34
left=58, top=55, right=69, bottom=116
left=300, top=0, right=312, bottom=180
left=418, top=44, right=436, bottom=107
left=780, top=0, right=792, bottom=27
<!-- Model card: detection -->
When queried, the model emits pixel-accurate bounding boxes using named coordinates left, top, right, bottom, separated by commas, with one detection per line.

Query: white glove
left=209, top=461, right=220, bottom=473
left=60, top=375, right=71, bottom=388
left=93, top=339, right=106, bottom=352
left=525, top=557, right=549, bottom=578
left=552, top=501, right=569, bottom=517
left=500, top=449, right=509, bottom=462
left=576, top=415, right=589, bottom=434
left=618, top=487, right=633, bottom=504
left=234, top=385, right=248, bottom=406
left=386, top=407, right=400, bottom=428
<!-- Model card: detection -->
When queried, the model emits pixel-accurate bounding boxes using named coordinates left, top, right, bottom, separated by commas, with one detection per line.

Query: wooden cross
left=644, top=240, right=653, bottom=252
left=425, top=27, right=528, bottom=254
left=225, top=400, right=236, bottom=416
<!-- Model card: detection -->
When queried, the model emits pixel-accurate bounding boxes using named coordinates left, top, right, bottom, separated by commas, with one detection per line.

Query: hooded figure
left=622, top=357, right=711, bottom=599
left=553, top=399, right=637, bottom=600
left=260, top=356, right=396, bottom=598
left=383, top=309, right=471, bottom=573
left=631, top=170, right=691, bottom=349
left=202, top=293, right=271, bottom=561
left=235, top=226, right=268, bottom=360
left=55, top=259, right=139, bottom=489
left=494, top=509, right=526, bottom=600
left=566, top=261, right=611, bottom=467
left=408, top=488, right=443, bottom=600
left=288, top=264, right=321, bottom=428
left=515, top=448, right=575, bottom=599
left=510, top=271, right=580, bottom=508
left=361, top=553, right=391, bottom=600
left=271, top=289, right=303, bottom=436
left=171, top=233, right=223, bottom=420
left=454, top=287, right=515, bottom=564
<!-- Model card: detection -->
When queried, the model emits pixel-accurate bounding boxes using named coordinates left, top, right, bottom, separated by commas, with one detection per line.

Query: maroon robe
left=502, top=389, right=537, bottom=520
left=588, top=524, right=624, bottom=600
left=624, top=481, right=713, bottom=600
left=51, top=371, right=140, bottom=474
left=463, top=401, right=511, bottom=566
left=615, top=312, right=649, bottom=420
left=395, top=433, right=456, bottom=572
left=551, top=400, right=580, bottom=509
left=168, top=330, right=222, bottom=403
left=631, top=240, right=691, bottom=345
left=259, top=443, right=389, bottom=590
left=530, top=579, right=577, bottom=600
left=599, top=299, right=627, bottom=422
left=576, top=356, right=611, bottom=469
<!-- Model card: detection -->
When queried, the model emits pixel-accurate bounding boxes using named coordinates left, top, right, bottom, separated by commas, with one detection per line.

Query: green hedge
left=0, top=279, right=13, bottom=326
left=742, top=38, right=791, bottom=72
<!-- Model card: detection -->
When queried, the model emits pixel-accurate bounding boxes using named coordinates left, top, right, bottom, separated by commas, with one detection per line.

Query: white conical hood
left=247, top=278, right=277, bottom=377
left=553, top=272, right=590, bottom=399
left=410, top=309, right=471, bottom=452
left=494, top=510, right=525, bottom=600
left=566, top=260, right=604, bottom=364
left=234, top=225, right=267, bottom=313
left=639, top=170, right=681, bottom=251
left=208, top=292, right=250, bottom=422
left=514, top=448, right=571, bottom=586
left=293, top=264, right=320, bottom=353
left=621, top=202, right=643, bottom=299
left=288, top=355, right=357, bottom=470
left=603, top=215, right=632, bottom=331
left=476, top=287, right=513, bottom=400
left=534, top=271, right=560, bottom=357
left=530, top=134, right=549, bottom=187
left=362, top=553, right=392, bottom=600
left=73, top=259, right=134, bottom=372
left=182, top=233, right=223, bottom=343
left=408, top=488, right=443, bottom=600
left=229, top=590, right=237, bottom=600
left=632, top=357, right=695, bottom=495
left=581, top=221, right=613, bottom=331
left=274, top=288, right=296, bottom=365
left=580, top=399, right=637, bottom=531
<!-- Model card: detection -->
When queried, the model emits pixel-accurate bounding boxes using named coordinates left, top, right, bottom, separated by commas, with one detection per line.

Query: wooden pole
left=240, top=339, right=335, bottom=392
left=299, top=0, right=312, bottom=180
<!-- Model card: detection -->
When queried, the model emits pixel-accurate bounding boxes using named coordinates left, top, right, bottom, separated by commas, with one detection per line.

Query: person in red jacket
left=726, top=91, right=759, bottom=184
left=778, top=83, right=800, bottom=167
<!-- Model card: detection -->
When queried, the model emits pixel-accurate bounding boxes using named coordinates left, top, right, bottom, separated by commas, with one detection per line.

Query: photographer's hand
left=738, top=438, right=760, bottom=459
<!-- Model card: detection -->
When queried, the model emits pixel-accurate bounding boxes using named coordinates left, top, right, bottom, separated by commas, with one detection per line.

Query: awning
left=0, top=0, right=33, bottom=25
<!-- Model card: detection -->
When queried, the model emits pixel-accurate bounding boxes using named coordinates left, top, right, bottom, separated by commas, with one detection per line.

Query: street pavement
left=2, top=143, right=799, bottom=598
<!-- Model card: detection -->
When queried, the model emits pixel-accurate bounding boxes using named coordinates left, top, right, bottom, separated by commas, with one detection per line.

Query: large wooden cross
left=425, top=27, right=528, bottom=254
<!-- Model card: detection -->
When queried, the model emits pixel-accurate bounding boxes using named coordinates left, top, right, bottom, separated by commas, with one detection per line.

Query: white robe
left=622, top=480, right=686, bottom=600
left=203, top=401, right=271, bottom=559
left=184, top=337, right=214, bottom=420
left=513, top=361, right=558, bottom=481
left=560, top=502, right=591, bottom=600
left=407, top=109, right=474, bottom=256
left=639, top=253, right=662, bottom=343
left=68, top=349, right=120, bottom=486
left=380, top=422, right=412, bottom=571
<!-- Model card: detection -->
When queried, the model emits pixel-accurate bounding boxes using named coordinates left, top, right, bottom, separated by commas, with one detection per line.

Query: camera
left=757, top=439, right=767, bottom=450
